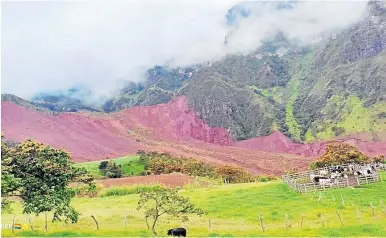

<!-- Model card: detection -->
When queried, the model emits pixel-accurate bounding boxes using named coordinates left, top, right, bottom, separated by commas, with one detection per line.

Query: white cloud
left=1, top=0, right=369, bottom=104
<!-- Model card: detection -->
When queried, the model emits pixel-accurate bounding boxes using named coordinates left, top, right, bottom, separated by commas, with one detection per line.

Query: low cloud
left=1, top=0, right=369, bottom=104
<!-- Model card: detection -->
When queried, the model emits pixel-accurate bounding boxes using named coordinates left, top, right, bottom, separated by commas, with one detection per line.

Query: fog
left=1, top=0, right=369, bottom=104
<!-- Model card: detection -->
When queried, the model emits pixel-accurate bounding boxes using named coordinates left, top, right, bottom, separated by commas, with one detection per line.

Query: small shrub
left=74, top=183, right=104, bottom=198
left=258, top=176, right=269, bottom=182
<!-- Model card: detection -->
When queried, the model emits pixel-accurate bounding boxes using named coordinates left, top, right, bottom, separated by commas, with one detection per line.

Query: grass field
left=73, top=155, right=144, bottom=178
left=2, top=172, right=386, bottom=237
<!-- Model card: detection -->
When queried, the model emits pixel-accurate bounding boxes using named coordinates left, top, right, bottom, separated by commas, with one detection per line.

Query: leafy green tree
left=98, top=160, right=109, bottom=173
left=310, top=143, right=370, bottom=169
left=1, top=134, right=21, bottom=213
left=103, top=160, right=123, bottom=178
left=2, top=138, right=94, bottom=225
left=137, top=187, right=205, bottom=236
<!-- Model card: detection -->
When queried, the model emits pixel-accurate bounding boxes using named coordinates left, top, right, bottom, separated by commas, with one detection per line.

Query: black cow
left=167, top=228, right=187, bottom=237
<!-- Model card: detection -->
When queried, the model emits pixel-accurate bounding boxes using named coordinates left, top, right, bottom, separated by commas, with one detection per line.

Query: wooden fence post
left=356, top=207, right=362, bottom=223
left=91, top=215, right=99, bottom=230
left=336, top=210, right=344, bottom=226
left=320, top=213, right=325, bottom=227
left=285, top=213, right=290, bottom=229
left=208, top=218, right=211, bottom=233
left=331, top=193, right=336, bottom=202
left=259, top=213, right=265, bottom=232
left=341, top=194, right=345, bottom=206
left=12, top=215, right=16, bottom=233
left=301, top=213, right=305, bottom=229
left=370, top=203, right=376, bottom=218
left=318, top=192, right=322, bottom=202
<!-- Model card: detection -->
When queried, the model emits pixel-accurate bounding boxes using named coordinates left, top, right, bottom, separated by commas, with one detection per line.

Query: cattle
left=167, top=228, right=187, bottom=237
left=310, top=174, right=329, bottom=183
left=319, top=169, right=328, bottom=176
left=319, top=178, right=332, bottom=186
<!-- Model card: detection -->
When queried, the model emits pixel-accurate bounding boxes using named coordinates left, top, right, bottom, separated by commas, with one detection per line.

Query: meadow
left=73, top=155, right=144, bottom=178
left=2, top=172, right=386, bottom=237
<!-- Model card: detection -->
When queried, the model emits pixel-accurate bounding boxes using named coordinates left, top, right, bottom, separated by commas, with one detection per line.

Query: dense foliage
left=1, top=135, right=94, bottom=223
left=99, top=160, right=123, bottom=178
left=310, top=143, right=371, bottom=169
left=138, top=151, right=255, bottom=183
left=137, top=187, right=205, bottom=236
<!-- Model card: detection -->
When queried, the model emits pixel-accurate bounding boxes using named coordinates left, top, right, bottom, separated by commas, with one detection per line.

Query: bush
left=258, top=176, right=269, bottom=182
left=74, top=184, right=104, bottom=198
left=103, top=161, right=123, bottom=178
left=215, top=165, right=254, bottom=183
left=102, top=184, right=162, bottom=197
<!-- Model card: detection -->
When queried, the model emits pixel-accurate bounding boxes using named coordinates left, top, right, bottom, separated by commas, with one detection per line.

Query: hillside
left=97, top=1, right=386, bottom=143
left=2, top=96, right=386, bottom=175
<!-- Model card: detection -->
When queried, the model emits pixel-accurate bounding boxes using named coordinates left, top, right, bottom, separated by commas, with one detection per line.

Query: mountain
left=31, top=86, right=101, bottom=113
left=2, top=1, right=386, bottom=173
left=2, top=96, right=385, bottom=175
left=101, top=0, right=386, bottom=143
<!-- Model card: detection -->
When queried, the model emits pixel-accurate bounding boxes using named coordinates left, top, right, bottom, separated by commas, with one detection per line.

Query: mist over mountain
left=2, top=0, right=386, bottom=146
left=2, top=0, right=369, bottom=103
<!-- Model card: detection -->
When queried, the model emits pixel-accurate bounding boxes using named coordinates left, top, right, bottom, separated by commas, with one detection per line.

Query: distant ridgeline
left=3, top=0, right=386, bottom=144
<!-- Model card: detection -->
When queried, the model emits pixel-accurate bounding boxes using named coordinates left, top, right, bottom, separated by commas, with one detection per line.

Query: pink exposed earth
left=2, top=96, right=385, bottom=174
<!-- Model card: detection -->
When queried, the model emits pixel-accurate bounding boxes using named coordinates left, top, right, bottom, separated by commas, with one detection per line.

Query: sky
left=1, top=0, right=370, bottom=104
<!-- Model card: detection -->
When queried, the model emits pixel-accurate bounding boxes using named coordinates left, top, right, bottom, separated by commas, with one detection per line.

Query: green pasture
left=73, top=155, right=144, bottom=178
left=2, top=172, right=386, bottom=237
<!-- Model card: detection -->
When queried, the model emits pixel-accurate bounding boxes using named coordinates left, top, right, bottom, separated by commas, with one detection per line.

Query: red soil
left=97, top=174, right=200, bottom=188
left=2, top=96, right=385, bottom=175
left=236, top=131, right=386, bottom=157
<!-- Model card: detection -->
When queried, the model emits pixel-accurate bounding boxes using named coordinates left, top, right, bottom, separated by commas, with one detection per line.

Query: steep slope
left=2, top=96, right=385, bottom=175
left=292, top=1, right=386, bottom=142
left=1, top=97, right=309, bottom=175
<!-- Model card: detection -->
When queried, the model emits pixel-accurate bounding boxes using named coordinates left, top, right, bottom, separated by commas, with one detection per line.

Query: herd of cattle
left=309, top=162, right=385, bottom=186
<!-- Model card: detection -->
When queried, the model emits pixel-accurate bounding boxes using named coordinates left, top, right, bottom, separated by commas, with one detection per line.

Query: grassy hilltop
left=2, top=172, right=386, bottom=237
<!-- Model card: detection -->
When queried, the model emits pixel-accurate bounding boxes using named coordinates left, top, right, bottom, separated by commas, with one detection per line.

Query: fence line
left=283, top=163, right=383, bottom=193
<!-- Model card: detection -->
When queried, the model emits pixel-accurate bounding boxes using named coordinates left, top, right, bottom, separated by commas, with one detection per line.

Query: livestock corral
left=283, top=163, right=386, bottom=193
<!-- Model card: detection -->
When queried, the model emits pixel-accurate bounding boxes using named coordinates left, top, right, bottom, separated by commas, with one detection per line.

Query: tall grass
left=101, top=184, right=162, bottom=197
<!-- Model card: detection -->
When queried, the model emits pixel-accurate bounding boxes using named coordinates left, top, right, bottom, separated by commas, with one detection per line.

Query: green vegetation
left=74, top=155, right=144, bottom=178
left=310, top=96, right=386, bottom=140
left=1, top=136, right=94, bottom=226
left=2, top=172, right=386, bottom=237
left=285, top=79, right=302, bottom=141
left=139, top=151, right=255, bottom=183
left=102, top=185, right=162, bottom=197
left=310, top=143, right=372, bottom=169
left=137, top=187, right=205, bottom=236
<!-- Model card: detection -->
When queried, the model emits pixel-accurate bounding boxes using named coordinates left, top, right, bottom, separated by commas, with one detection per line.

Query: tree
left=103, top=160, right=123, bottom=178
left=1, top=134, right=20, bottom=213
left=214, top=165, right=254, bottom=183
left=2, top=137, right=94, bottom=225
left=137, top=187, right=205, bottom=236
left=98, top=160, right=109, bottom=173
left=310, top=143, right=370, bottom=169
left=372, top=155, right=385, bottom=163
